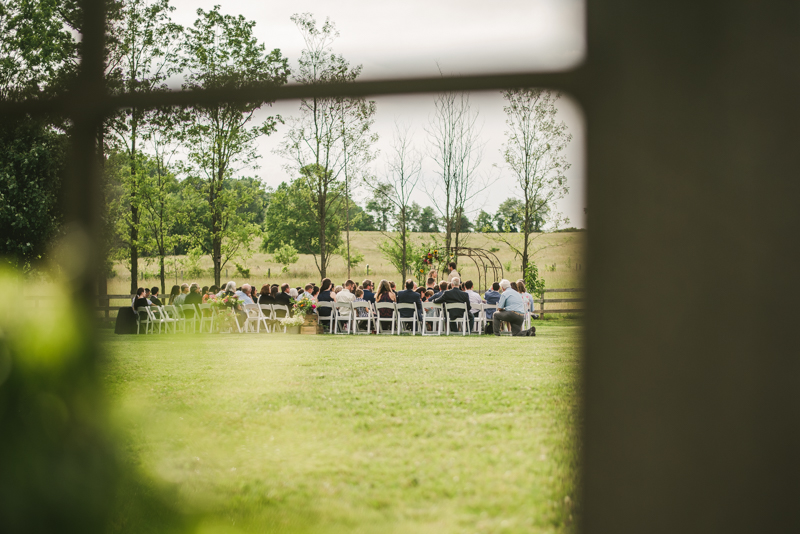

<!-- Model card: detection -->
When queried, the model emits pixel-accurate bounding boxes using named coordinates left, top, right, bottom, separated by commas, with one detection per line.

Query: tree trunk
left=159, top=255, right=166, bottom=295
left=129, top=117, right=139, bottom=294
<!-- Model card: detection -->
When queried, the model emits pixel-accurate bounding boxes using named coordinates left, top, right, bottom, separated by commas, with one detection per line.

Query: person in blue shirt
left=493, top=279, right=535, bottom=336
left=235, top=284, right=255, bottom=305
left=361, top=279, right=376, bottom=304
left=483, top=282, right=502, bottom=320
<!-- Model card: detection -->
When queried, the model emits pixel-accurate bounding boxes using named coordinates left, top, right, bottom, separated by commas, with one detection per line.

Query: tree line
left=0, top=0, right=572, bottom=293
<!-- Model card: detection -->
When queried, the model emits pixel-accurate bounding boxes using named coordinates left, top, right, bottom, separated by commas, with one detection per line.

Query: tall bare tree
left=500, top=88, right=571, bottom=274
left=367, top=124, right=422, bottom=281
left=278, top=13, right=376, bottom=278
left=425, top=90, right=486, bottom=265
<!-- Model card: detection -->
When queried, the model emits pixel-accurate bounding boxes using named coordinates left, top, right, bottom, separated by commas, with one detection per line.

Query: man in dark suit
left=274, top=283, right=293, bottom=315
left=431, top=280, right=448, bottom=301
left=432, top=277, right=473, bottom=333
left=361, top=279, right=376, bottom=304
left=396, top=279, right=423, bottom=325
left=150, top=287, right=163, bottom=306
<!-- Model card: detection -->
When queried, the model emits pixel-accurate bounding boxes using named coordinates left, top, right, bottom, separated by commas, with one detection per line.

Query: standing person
left=433, top=277, right=472, bottom=333
left=463, top=280, right=484, bottom=316
left=446, top=262, right=460, bottom=283
left=150, top=287, right=163, bottom=306
left=168, top=285, right=181, bottom=305
left=361, top=279, right=376, bottom=304
left=484, top=282, right=502, bottom=320
left=427, top=269, right=438, bottom=286
left=492, top=279, right=535, bottom=337
left=173, top=283, right=190, bottom=305
left=397, top=279, right=423, bottom=323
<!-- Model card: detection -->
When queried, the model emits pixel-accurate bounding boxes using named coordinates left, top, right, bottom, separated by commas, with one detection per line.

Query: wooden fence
left=534, top=288, right=586, bottom=316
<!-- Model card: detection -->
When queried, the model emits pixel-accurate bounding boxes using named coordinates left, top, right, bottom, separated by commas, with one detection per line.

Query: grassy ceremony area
left=101, top=320, right=582, bottom=533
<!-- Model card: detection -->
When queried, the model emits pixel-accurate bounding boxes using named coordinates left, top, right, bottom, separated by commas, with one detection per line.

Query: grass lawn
left=101, top=321, right=582, bottom=534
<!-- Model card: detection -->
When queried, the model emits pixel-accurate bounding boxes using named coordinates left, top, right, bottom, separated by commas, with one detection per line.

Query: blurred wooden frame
left=2, top=0, right=798, bottom=533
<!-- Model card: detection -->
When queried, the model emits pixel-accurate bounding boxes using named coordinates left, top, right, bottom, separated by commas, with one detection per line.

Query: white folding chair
left=197, top=303, right=215, bottom=333
left=351, top=301, right=374, bottom=334
left=272, top=304, right=290, bottom=334
left=483, top=304, right=498, bottom=323
left=421, top=303, right=443, bottom=336
left=522, top=311, right=532, bottom=331
left=444, top=303, right=470, bottom=336
left=243, top=303, right=263, bottom=333
left=395, top=303, right=419, bottom=335
left=179, top=304, right=197, bottom=333
left=315, top=302, right=335, bottom=333
left=136, top=307, right=153, bottom=334
left=471, top=302, right=487, bottom=335
left=146, top=306, right=166, bottom=334
left=375, top=302, right=397, bottom=335
left=334, top=302, right=354, bottom=334
left=259, top=304, right=274, bottom=333
left=159, top=305, right=179, bottom=334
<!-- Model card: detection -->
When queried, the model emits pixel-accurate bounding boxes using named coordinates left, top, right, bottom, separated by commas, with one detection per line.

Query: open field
left=101, top=322, right=582, bottom=533
left=106, top=231, right=587, bottom=295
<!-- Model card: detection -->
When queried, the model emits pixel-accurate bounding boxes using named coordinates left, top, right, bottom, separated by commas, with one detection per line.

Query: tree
left=495, top=198, right=525, bottom=233
left=416, top=205, right=440, bottom=233
left=106, top=0, right=182, bottom=293
left=365, top=183, right=394, bottom=231
left=272, top=242, right=298, bottom=273
left=0, top=117, right=65, bottom=271
left=474, top=210, right=494, bottom=233
left=426, top=90, right=487, bottom=263
left=500, top=88, right=571, bottom=274
left=180, top=6, right=289, bottom=285
left=364, top=125, right=422, bottom=281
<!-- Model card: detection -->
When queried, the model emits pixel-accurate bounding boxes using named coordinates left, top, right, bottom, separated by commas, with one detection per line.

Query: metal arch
left=450, top=247, right=505, bottom=292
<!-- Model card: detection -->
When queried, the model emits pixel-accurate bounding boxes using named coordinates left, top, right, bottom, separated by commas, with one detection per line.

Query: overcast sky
left=170, top=0, right=587, bottom=228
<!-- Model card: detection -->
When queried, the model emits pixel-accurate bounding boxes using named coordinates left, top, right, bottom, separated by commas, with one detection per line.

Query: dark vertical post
left=582, top=2, right=800, bottom=533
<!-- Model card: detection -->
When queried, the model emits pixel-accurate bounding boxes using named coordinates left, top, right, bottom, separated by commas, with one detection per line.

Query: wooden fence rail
left=534, top=288, right=586, bottom=316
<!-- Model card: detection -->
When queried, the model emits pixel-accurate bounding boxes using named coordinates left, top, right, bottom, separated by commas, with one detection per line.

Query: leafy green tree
left=474, top=210, right=494, bottom=233
left=180, top=6, right=289, bottom=285
left=365, top=183, right=394, bottom=231
left=0, top=118, right=65, bottom=271
left=501, top=88, right=571, bottom=274
left=262, top=175, right=344, bottom=269
left=272, top=242, right=299, bottom=273
left=416, top=206, right=440, bottom=233
left=106, top=0, right=183, bottom=293
left=494, top=198, right=524, bottom=232
left=138, top=154, right=180, bottom=293
left=348, top=201, right=378, bottom=231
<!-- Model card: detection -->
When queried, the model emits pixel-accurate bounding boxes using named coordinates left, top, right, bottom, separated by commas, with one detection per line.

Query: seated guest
left=484, top=282, right=502, bottom=319
left=168, top=284, right=181, bottom=305
left=258, top=284, right=274, bottom=305
left=133, top=287, right=150, bottom=310
left=432, top=281, right=448, bottom=301
left=173, top=283, right=190, bottom=305
left=185, top=283, right=203, bottom=305
left=150, top=287, right=163, bottom=306
left=317, top=278, right=335, bottom=320
left=516, top=280, right=535, bottom=315
left=289, top=287, right=299, bottom=300
left=389, top=281, right=397, bottom=294
left=416, top=287, right=427, bottom=301
left=203, top=285, right=220, bottom=303
left=353, top=289, right=369, bottom=317
left=375, top=279, right=397, bottom=319
left=337, top=280, right=356, bottom=304
left=397, top=279, right=423, bottom=322
left=274, top=283, right=293, bottom=310
left=201, top=285, right=209, bottom=296
left=302, top=283, right=314, bottom=301
left=361, top=279, right=376, bottom=304
left=433, top=277, right=472, bottom=332
left=311, top=285, right=320, bottom=302
left=492, top=279, right=535, bottom=337
left=334, top=285, right=343, bottom=297
left=463, top=280, right=484, bottom=315
left=235, top=283, right=254, bottom=304
left=425, top=277, right=437, bottom=294
left=144, top=288, right=153, bottom=304
left=220, top=281, right=236, bottom=297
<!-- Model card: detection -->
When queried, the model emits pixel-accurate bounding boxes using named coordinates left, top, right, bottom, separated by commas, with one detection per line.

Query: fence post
left=540, top=291, right=546, bottom=318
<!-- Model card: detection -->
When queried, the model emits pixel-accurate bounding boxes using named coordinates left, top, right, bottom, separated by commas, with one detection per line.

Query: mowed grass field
left=101, top=322, right=582, bottom=534
left=107, top=231, right=587, bottom=295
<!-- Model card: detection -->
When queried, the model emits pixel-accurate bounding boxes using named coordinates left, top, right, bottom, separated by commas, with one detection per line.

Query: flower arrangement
left=279, top=315, right=305, bottom=327
left=293, top=297, right=315, bottom=317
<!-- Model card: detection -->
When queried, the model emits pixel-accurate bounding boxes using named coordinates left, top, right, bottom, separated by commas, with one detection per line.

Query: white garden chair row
left=313, top=301, right=499, bottom=336
left=135, top=303, right=296, bottom=335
